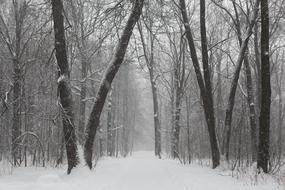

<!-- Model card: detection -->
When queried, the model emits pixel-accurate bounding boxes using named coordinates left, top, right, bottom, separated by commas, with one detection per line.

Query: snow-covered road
left=0, top=151, right=281, bottom=190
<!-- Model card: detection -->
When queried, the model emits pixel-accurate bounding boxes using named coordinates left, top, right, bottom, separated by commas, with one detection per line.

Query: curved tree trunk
left=84, top=0, right=144, bottom=169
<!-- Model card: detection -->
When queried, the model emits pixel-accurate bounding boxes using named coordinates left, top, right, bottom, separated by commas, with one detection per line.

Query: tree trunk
left=137, top=19, right=161, bottom=158
left=83, top=0, right=144, bottom=169
left=11, top=1, right=27, bottom=166
left=257, top=0, right=271, bottom=173
left=51, top=0, right=79, bottom=174
left=107, top=89, right=114, bottom=156
left=12, top=59, right=21, bottom=166
left=186, top=96, right=191, bottom=164
left=223, top=0, right=260, bottom=161
left=254, top=24, right=262, bottom=117
left=276, top=64, right=284, bottom=162
left=216, top=53, right=224, bottom=148
left=171, top=90, right=181, bottom=158
left=179, top=0, right=220, bottom=168
left=150, top=72, right=161, bottom=158
left=244, top=57, right=258, bottom=162
left=200, top=0, right=220, bottom=167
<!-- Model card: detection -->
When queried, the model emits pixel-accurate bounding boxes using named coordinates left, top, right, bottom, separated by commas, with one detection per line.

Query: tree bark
left=51, top=0, right=79, bottom=174
left=83, top=0, right=144, bottom=169
left=257, top=0, right=271, bottom=173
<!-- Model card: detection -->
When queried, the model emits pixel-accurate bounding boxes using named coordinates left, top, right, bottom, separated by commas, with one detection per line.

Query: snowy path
left=0, top=151, right=281, bottom=190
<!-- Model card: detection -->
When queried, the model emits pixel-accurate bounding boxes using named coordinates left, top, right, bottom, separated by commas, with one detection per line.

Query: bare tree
left=84, top=0, right=144, bottom=169
left=179, top=0, right=220, bottom=168
left=137, top=7, right=162, bottom=157
left=51, top=0, right=79, bottom=174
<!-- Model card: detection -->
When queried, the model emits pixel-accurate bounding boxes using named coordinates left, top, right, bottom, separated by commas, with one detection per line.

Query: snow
left=57, top=74, right=67, bottom=83
left=0, top=151, right=282, bottom=190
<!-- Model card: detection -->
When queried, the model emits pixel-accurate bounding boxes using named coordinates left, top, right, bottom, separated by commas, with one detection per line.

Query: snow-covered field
left=0, top=151, right=283, bottom=190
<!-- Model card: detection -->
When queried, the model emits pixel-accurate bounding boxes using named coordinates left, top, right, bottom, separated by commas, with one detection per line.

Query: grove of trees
left=0, top=0, right=284, bottom=175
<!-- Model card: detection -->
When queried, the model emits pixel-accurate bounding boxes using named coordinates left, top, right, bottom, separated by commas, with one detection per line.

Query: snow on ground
left=0, top=151, right=282, bottom=190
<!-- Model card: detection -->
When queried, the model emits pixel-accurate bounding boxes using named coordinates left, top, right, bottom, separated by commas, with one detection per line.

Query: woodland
left=0, top=0, right=284, bottom=182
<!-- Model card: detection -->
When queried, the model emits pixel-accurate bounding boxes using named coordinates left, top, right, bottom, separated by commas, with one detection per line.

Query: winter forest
left=0, top=0, right=284, bottom=189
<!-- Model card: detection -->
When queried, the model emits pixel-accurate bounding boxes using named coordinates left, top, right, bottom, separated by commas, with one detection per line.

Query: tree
left=11, top=0, right=27, bottom=166
left=257, top=0, right=271, bottom=173
left=0, top=0, right=29, bottom=166
left=84, top=0, right=144, bottom=169
left=214, top=0, right=260, bottom=161
left=51, top=0, right=79, bottom=174
left=179, top=0, right=220, bottom=168
left=137, top=6, right=162, bottom=157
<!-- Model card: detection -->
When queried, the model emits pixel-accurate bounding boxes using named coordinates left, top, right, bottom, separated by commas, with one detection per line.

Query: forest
left=0, top=0, right=284, bottom=189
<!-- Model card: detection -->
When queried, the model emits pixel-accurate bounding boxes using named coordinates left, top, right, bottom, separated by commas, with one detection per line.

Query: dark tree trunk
left=200, top=0, right=220, bottom=167
left=257, top=0, right=271, bottom=173
left=83, top=0, right=144, bottom=169
left=254, top=24, right=262, bottom=116
left=51, top=0, right=79, bottom=174
left=179, top=0, right=220, bottom=168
